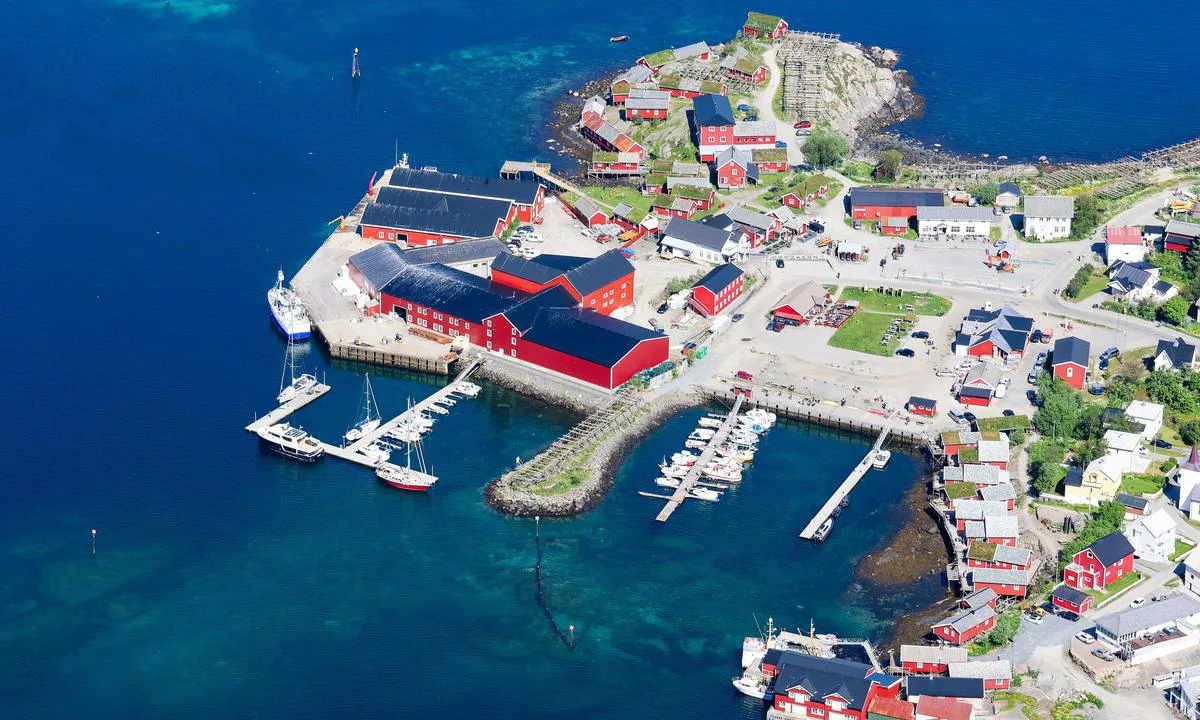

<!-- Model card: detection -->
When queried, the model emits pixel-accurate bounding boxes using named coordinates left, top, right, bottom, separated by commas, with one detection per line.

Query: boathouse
left=931, top=605, right=996, bottom=646
left=591, top=151, right=643, bottom=175
left=741, top=11, right=788, bottom=40
left=720, top=50, right=769, bottom=85
left=968, top=567, right=1030, bottom=598
left=899, top=645, right=966, bottom=675
left=1063, top=531, right=1135, bottom=591
left=947, top=660, right=1011, bottom=691
left=570, top=196, right=610, bottom=228
left=1166, top=220, right=1200, bottom=253
left=360, top=186, right=516, bottom=247
left=850, top=188, right=944, bottom=224
left=752, top=147, right=789, bottom=174
left=1052, top=336, right=1090, bottom=390
left=905, top=677, right=986, bottom=704
left=386, top=167, right=545, bottom=224
left=1051, top=584, right=1093, bottom=615
left=762, top=650, right=903, bottom=720
left=689, top=263, right=744, bottom=317
left=966, top=542, right=1031, bottom=572
left=490, top=250, right=635, bottom=316
left=906, top=396, right=936, bottom=417
left=624, top=90, right=670, bottom=121
left=960, top=587, right=998, bottom=611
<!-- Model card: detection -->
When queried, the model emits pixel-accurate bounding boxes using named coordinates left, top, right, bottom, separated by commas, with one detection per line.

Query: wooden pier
left=245, top=382, right=332, bottom=433
left=654, top=393, right=746, bottom=522
left=797, top=418, right=891, bottom=540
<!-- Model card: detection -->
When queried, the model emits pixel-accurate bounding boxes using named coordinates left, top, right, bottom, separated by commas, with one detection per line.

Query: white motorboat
left=702, top=464, right=742, bottom=483
left=257, top=423, right=324, bottom=463
left=684, top=438, right=708, bottom=450
left=697, top=417, right=724, bottom=429
left=359, top=441, right=391, bottom=466
left=426, top=403, right=449, bottom=415
left=811, top=517, right=834, bottom=542
left=268, top=269, right=312, bottom=341
left=741, top=635, right=767, bottom=669
left=455, top=381, right=482, bottom=397
left=434, top=396, right=457, bottom=407
left=276, top=331, right=317, bottom=405
left=744, top=408, right=776, bottom=426
left=660, top=463, right=690, bottom=479
left=671, top=451, right=699, bottom=466
left=714, top=444, right=755, bottom=463
left=731, top=674, right=768, bottom=700
left=688, top=428, right=716, bottom=441
left=655, top=476, right=681, bottom=489
left=688, top=487, right=720, bottom=501
left=872, top=450, right=892, bottom=469
left=387, top=427, right=423, bottom=443
left=344, top=375, right=383, bottom=443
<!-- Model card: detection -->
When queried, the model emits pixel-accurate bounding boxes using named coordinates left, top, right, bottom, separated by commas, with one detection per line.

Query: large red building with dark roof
left=490, top=250, right=635, bottom=315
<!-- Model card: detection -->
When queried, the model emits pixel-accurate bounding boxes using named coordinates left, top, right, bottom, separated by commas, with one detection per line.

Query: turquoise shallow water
left=3, top=0, right=1197, bottom=715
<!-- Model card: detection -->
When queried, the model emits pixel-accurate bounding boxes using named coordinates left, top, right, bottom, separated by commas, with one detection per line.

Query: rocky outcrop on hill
left=823, top=42, right=922, bottom=146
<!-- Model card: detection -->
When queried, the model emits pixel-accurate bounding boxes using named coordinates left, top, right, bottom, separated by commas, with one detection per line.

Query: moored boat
left=811, top=517, right=834, bottom=542
left=655, top=476, right=681, bottom=489
left=609, top=34, right=630, bottom=42
left=376, top=462, right=437, bottom=491
left=455, top=381, right=481, bottom=397
left=276, top=331, right=317, bottom=405
left=268, top=269, right=312, bottom=341
left=872, top=450, right=891, bottom=469
left=689, top=487, right=720, bottom=501
left=732, top=673, right=769, bottom=700
left=698, top=417, right=724, bottom=429
left=688, top=428, right=716, bottom=441
left=344, top=374, right=383, bottom=443
left=257, top=423, right=324, bottom=463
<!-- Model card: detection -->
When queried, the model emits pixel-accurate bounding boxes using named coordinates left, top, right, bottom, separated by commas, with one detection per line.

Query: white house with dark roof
left=1175, top=446, right=1200, bottom=520
left=658, top=218, right=750, bottom=264
left=1107, top=260, right=1176, bottom=303
left=1156, top=337, right=1198, bottom=372
left=954, top=305, right=1033, bottom=360
left=1024, top=195, right=1075, bottom=240
left=1103, top=429, right=1148, bottom=473
left=1094, top=595, right=1200, bottom=665
left=1125, top=509, right=1177, bottom=563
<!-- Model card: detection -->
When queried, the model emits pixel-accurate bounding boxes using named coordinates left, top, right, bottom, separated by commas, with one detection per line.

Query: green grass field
left=578, top=186, right=652, bottom=217
left=1120, top=472, right=1166, bottom=496
left=828, top=312, right=904, bottom=356
left=1067, top=270, right=1110, bottom=303
left=1082, top=570, right=1143, bottom=601
left=838, top=287, right=952, bottom=316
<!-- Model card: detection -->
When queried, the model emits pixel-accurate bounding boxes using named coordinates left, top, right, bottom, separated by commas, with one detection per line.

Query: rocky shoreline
left=484, top=387, right=704, bottom=517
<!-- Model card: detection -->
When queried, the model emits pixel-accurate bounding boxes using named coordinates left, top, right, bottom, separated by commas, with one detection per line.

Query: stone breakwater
left=485, top=388, right=704, bottom=518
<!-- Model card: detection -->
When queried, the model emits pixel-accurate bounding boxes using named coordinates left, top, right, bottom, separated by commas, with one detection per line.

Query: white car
left=1024, top=612, right=1044, bottom=625
left=1075, top=632, right=1096, bottom=645
left=1130, top=596, right=1146, bottom=608
left=935, top=368, right=956, bottom=377
left=994, top=384, right=1008, bottom=399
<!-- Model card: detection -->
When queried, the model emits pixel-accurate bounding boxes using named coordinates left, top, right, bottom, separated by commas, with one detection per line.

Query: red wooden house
left=651, top=195, right=698, bottom=220
left=658, top=74, right=726, bottom=99
left=611, top=203, right=648, bottom=239
left=959, top=587, right=998, bottom=611
left=759, top=649, right=903, bottom=720
left=906, top=396, right=936, bottom=417
left=969, top=567, right=1030, bottom=598
left=570, top=196, right=609, bottom=228
left=1051, top=584, right=1093, bottom=615
left=689, top=263, right=744, bottom=317
left=491, top=250, right=635, bottom=316
left=899, top=645, right=966, bottom=675
left=966, top=543, right=1031, bottom=573
left=721, top=55, right=769, bottom=85
left=1063, top=532, right=1135, bottom=590
left=850, top=187, right=944, bottom=223
left=939, top=431, right=979, bottom=458
left=715, top=147, right=757, bottom=189
left=693, top=93, right=736, bottom=162
left=931, top=605, right=996, bottom=646
left=752, top=147, right=789, bottom=173
left=742, top=11, right=788, bottom=40
left=624, top=89, right=670, bottom=121
left=948, top=660, right=1012, bottom=691
left=1166, top=220, right=1200, bottom=253
left=591, top=151, right=643, bottom=175
left=1051, top=336, right=1090, bottom=390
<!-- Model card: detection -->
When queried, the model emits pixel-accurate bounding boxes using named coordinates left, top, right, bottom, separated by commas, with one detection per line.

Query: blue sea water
left=2, top=0, right=1197, bottom=716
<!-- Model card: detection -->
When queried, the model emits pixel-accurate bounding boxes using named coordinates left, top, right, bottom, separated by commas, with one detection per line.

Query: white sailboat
left=277, top=332, right=317, bottom=405
left=344, top=374, right=383, bottom=443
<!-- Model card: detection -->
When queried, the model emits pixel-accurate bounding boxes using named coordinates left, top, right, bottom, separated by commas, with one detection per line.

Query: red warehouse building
left=1050, top=584, right=1093, bottom=615
left=759, top=649, right=902, bottom=720
left=591, top=151, right=643, bottom=175
left=387, top=167, right=545, bottom=224
left=898, top=644, right=966, bottom=675
left=1166, top=220, right=1200, bottom=253
left=491, top=250, right=636, bottom=316
left=569, top=196, right=609, bottom=228
left=689, top=263, right=744, bottom=317
left=969, top=567, right=1030, bottom=598
left=906, top=396, right=936, bottom=417
left=948, top=660, right=1012, bottom=691
left=742, top=11, right=788, bottom=40
left=954, top=305, right=1033, bottom=361
left=1052, top=336, right=1090, bottom=390
left=360, top=186, right=515, bottom=247
left=720, top=52, right=769, bottom=85
left=966, top=543, right=1030, bottom=572
left=850, top=187, right=944, bottom=223
left=1063, top=532, right=1135, bottom=591
left=931, top=605, right=996, bottom=646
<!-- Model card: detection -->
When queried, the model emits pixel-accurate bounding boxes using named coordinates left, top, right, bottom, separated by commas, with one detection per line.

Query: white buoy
left=91, top=528, right=97, bottom=556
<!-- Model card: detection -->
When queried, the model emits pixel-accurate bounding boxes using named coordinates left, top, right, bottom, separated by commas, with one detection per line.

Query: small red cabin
left=906, top=396, right=936, bottom=417
left=931, top=605, right=996, bottom=646
left=1051, top=584, right=1093, bottom=615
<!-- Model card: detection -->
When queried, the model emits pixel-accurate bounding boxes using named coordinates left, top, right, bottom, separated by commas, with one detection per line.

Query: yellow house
left=1063, top=455, right=1122, bottom=505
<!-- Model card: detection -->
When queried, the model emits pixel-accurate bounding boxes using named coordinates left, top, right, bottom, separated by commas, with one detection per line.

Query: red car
left=793, top=120, right=812, bottom=129
left=736, top=370, right=754, bottom=381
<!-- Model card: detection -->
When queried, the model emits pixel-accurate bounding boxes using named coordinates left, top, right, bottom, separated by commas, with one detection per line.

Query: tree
left=1028, top=438, right=1069, bottom=495
left=1075, top=435, right=1108, bottom=466
left=1074, top=403, right=1106, bottom=441
left=1185, top=240, right=1200, bottom=276
left=1160, top=295, right=1190, bottom=326
left=1069, top=192, right=1102, bottom=240
left=875, top=150, right=902, bottom=181
left=803, top=129, right=849, bottom=169
left=1105, top=377, right=1138, bottom=406
left=1181, top=420, right=1200, bottom=446
left=974, top=182, right=999, bottom=206
left=1146, top=370, right=1196, bottom=413
left=1033, top=375, right=1083, bottom=438
left=1096, top=500, right=1126, bottom=528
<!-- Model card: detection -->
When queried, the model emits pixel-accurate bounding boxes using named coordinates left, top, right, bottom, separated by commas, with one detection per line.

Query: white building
left=1125, top=400, right=1165, bottom=440
left=1156, top=337, right=1199, bottom=372
left=1124, top=509, right=1177, bottom=563
left=1186, top=555, right=1200, bottom=597
left=1103, top=429, right=1148, bottom=473
left=1164, top=664, right=1200, bottom=720
left=1107, top=260, right=1177, bottom=304
left=916, top=205, right=998, bottom=240
left=1024, top=195, right=1075, bottom=240
left=1174, top=447, right=1200, bottom=521
left=1104, top=226, right=1147, bottom=265
left=658, top=218, right=750, bottom=264
left=1094, top=595, right=1200, bottom=665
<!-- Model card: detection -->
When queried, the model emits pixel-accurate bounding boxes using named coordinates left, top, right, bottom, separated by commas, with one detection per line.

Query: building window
left=434, top=324, right=443, bottom=333
left=510, top=349, right=516, bottom=357
left=464, top=323, right=470, bottom=330
left=486, top=329, right=492, bottom=337
left=388, top=232, right=395, bottom=241
left=378, top=230, right=385, bottom=239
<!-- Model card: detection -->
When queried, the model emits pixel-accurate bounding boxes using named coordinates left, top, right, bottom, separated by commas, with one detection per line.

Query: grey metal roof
left=715, top=146, right=752, bottom=169
left=942, top=464, right=1007, bottom=486
left=900, top=644, right=967, bottom=664
left=612, top=202, right=634, bottom=217
left=1095, top=595, right=1200, bottom=638
left=970, top=566, right=1027, bottom=585
left=627, top=87, right=670, bottom=101
left=661, top=218, right=738, bottom=253
left=574, top=196, right=605, bottom=220
left=401, top=237, right=505, bottom=268
left=670, top=197, right=695, bottom=212
left=735, top=120, right=774, bottom=137
left=1025, top=195, right=1075, bottom=219
left=962, top=588, right=998, bottom=609
left=1052, top=336, right=1090, bottom=368
left=963, top=362, right=1003, bottom=388
left=348, top=242, right=407, bottom=293
left=979, top=484, right=1016, bottom=503
left=992, top=544, right=1031, bottom=567
left=626, top=95, right=670, bottom=111
left=916, top=205, right=998, bottom=222
left=932, top=605, right=996, bottom=635
left=954, top=499, right=1010, bottom=520
left=976, top=438, right=1010, bottom=463
left=387, top=167, right=540, bottom=205
left=948, top=660, right=1011, bottom=680
left=672, top=40, right=710, bottom=60
left=725, top=204, right=775, bottom=232
left=983, top=515, right=1019, bottom=539
left=1166, top=219, right=1200, bottom=240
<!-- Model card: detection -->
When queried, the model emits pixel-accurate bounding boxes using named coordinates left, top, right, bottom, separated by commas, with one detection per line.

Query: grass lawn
left=578, top=186, right=654, bottom=216
left=1067, top=269, right=1110, bottom=303
left=1083, top=571, right=1143, bottom=601
left=838, top=287, right=952, bottom=316
left=828, top=312, right=904, bottom=357
left=1120, top=472, right=1166, bottom=496
left=1171, top=538, right=1195, bottom=562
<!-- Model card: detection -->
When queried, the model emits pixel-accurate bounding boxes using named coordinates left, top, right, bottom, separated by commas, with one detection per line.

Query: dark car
left=767, top=321, right=784, bottom=332
left=911, top=330, right=930, bottom=339
left=1153, top=439, right=1174, bottom=449
left=895, top=348, right=916, bottom=357
left=731, top=313, right=745, bottom=323
left=1101, top=346, right=1121, bottom=360
left=1027, top=389, right=1039, bottom=405
left=775, top=258, right=785, bottom=269
left=1091, top=648, right=1107, bottom=659
left=656, top=303, right=668, bottom=314
left=962, top=412, right=978, bottom=429
left=1060, top=611, right=1080, bottom=623
left=517, top=225, right=535, bottom=234
left=1003, top=409, right=1015, bottom=417
left=1030, top=329, right=1043, bottom=343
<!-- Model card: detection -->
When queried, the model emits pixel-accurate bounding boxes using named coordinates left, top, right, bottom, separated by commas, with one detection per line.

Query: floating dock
left=245, top=382, right=332, bottom=433
left=798, top=419, right=891, bottom=540
left=654, top=393, right=746, bottom=522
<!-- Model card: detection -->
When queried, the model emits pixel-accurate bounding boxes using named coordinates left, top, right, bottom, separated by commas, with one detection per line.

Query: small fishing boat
left=655, top=476, right=681, bottom=489
left=872, top=450, right=891, bottom=469
left=688, top=428, right=716, bottom=441
left=426, top=403, right=449, bottom=416
left=268, top=269, right=312, bottom=341
left=660, top=464, right=690, bottom=479
left=689, top=487, right=720, bottom=501
left=684, top=438, right=708, bottom=450
left=609, top=34, right=630, bottom=42
left=732, top=674, right=769, bottom=700
left=811, top=517, right=834, bottom=542
left=702, top=464, right=742, bottom=483
left=455, top=381, right=482, bottom=397
left=714, top=445, right=755, bottom=463
left=744, top=409, right=777, bottom=426
left=671, top=451, right=700, bottom=465
left=434, top=396, right=456, bottom=407
left=698, top=417, right=724, bottom=429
